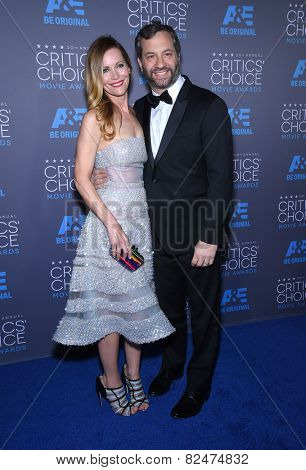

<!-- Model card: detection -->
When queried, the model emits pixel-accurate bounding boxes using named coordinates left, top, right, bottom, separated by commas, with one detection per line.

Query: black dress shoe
left=170, top=393, right=204, bottom=419
left=148, top=373, right=173, bottom=397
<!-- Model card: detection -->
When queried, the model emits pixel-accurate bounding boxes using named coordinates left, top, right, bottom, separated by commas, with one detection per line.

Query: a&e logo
left=44, top=0, right=89, bottom=27
left=56, top=213, right=86, bottom=245
left=0, top=272, right=12, bottom=300
left=286, top=155, right=306, bottom=181
left=50, top=107, right=86, bottom=139
left=221, top=287, right=250, bottom=313
left=291, top=60, right=306, bottom=88
left=284, top=239, right=306, bottom=265
left=230, top=202, right=251, bottom=229
left=228, top=108, right=254, bottom=136
left=221, top=5, right=255, bottom=36
left=46, top=0, right=85, bottom=15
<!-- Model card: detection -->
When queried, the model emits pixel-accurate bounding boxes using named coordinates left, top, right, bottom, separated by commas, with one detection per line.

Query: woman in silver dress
left=53, top=36, right=174, bottom=416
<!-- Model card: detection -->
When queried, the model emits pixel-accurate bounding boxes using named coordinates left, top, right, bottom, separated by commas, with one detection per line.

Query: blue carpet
left=1, top=315, right=305, bottom=450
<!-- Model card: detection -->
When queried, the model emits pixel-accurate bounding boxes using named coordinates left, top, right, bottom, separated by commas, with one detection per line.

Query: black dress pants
left=153, top=247, right=221, bottom=400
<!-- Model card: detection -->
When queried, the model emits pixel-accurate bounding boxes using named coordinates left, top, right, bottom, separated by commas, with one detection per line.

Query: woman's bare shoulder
left=80, top=109, right=101, bottom=140
left=82, top=109, right=99, bottom=126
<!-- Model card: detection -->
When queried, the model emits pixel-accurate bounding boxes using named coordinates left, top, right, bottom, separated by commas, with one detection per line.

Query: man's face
left=138, top=31, right=180, bottom=91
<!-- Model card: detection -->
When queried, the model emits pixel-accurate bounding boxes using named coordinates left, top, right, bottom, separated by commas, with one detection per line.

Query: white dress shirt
left=150, top=75, right=185, bottom=158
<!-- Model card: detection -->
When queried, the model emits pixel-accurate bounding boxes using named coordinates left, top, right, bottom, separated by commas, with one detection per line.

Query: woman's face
left=101, top=48, right=130, bottom=98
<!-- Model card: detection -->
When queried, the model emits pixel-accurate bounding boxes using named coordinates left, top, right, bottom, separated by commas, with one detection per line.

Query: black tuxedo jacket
left=134, top=76, right=233, bottom=254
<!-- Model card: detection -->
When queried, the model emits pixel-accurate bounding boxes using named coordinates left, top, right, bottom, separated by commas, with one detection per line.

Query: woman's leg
left=98, top=333, right=138, bottom=415
left=97, top=333, right=121, bottom=388
left=124, top=340, right=149, bottom=411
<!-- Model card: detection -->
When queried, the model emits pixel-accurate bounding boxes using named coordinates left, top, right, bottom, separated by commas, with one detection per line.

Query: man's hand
left=191, top=241, right=218, bottom=268
left=91, top=167, right=108, bottom=190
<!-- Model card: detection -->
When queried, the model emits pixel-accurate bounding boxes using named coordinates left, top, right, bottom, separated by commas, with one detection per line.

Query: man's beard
left=142, top=62, right=180, bottom=90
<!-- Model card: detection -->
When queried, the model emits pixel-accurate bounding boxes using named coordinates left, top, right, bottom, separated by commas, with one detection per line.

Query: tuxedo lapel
left=142, top=100, right=154, bottom=169
left=154, top=77, right=192, bottom=166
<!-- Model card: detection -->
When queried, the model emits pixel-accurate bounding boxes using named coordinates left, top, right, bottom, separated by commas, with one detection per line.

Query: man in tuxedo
left=94, top=22, right=233, bottom=418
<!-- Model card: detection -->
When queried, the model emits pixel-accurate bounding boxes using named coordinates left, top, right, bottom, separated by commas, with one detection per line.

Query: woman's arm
left=74, top=110, right=131, bottom=259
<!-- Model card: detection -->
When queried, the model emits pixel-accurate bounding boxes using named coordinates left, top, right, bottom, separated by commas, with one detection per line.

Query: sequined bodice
left=95, top=137, right=147, bottom=184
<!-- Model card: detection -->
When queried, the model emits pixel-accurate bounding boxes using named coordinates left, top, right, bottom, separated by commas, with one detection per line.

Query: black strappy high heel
left=121, top=364, right=150, bottom=411
left=96, top=375, right=136, bottom=416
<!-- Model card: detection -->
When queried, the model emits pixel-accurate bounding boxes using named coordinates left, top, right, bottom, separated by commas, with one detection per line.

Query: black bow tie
left=147, top=90, right=173, bottom=108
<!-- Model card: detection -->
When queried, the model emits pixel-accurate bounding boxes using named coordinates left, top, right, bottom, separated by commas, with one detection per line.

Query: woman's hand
left=106, top=222, right=132, bottom=260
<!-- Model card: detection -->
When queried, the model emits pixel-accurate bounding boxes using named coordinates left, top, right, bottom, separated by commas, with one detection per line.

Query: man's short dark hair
left=135, top=21, right=181, bottom=58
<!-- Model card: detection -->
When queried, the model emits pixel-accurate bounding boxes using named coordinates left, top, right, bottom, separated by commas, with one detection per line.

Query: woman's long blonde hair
left=85, top=36, right=132, bottom=140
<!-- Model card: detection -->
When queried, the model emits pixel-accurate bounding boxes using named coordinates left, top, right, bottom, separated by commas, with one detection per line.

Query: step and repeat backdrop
left=0, top=1, right=305, bottom=364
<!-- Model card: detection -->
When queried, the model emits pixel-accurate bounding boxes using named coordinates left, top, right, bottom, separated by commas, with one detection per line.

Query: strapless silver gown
left=53, top=137, right=175, bottom=345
